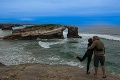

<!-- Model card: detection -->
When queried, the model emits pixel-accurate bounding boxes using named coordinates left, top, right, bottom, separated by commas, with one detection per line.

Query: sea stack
left=66, top=26, right=82, bottom=38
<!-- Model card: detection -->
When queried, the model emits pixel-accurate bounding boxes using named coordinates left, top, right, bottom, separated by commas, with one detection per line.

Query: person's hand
left=73, top=54, right=78, bottom=58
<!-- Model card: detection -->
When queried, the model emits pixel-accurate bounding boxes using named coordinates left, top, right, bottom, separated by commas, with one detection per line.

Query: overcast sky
left=0, top=0, right=120, bottom=25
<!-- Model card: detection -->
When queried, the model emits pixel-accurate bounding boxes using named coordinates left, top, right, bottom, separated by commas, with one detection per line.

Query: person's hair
left=88, top=38, right=92, bottom=43
left=93, top=36, right=100, bottom=41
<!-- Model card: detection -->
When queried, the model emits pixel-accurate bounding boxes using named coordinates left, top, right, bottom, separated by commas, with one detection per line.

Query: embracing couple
left=74, top=36, right=106, bottom=79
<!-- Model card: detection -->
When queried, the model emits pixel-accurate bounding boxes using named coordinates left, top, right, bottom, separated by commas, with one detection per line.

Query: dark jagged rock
left=0, top=24, right=3, bottom=29
left=0, top=62, right=5, bottom=67
left=66, top=26, right=82, bottom=38
left=2, top=25, right=13, bottom=30
left=0, top=24, right=23, bottom=30
left=3, top=24, right=66, bottom=40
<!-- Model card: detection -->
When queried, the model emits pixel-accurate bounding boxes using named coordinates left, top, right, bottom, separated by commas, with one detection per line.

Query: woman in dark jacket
left=74, top=38, right=94, bottom=74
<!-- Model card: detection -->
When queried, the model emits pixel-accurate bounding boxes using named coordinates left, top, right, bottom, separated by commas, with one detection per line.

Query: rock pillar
left=67, top=26, right=82, bottom=38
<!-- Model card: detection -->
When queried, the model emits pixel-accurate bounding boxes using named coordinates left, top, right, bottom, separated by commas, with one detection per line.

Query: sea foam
left=38, top=32, right=120, bottom=49
left=80, top=33, right=120, bottom=41
left=38, top=31, right=68, bottom=48
left=38, top=39, right=67, bottom=48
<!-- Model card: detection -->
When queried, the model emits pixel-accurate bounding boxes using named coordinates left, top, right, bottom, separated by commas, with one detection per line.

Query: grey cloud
left=0, top=0, right=120, bottom=17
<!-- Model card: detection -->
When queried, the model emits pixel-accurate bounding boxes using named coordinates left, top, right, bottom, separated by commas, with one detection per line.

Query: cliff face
left=3, top=24, right=66, bottom=40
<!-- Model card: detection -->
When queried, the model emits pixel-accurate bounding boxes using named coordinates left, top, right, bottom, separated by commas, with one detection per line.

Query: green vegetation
left=24, top=24, right=63, bottom=31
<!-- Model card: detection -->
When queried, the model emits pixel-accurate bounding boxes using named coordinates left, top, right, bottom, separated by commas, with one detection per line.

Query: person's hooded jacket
left=88, top=36, right=105, bottom=56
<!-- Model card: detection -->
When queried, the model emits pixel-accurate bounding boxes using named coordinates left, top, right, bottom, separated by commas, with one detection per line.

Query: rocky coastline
left=2, top=24, right=82, bottom=40
left=0, top=63, right=120, bottom=80
left=0, top=24, right=120, bottom=80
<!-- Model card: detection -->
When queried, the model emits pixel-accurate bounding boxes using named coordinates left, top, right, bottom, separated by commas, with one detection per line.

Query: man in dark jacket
left=88, top=36, right=106, bottom=78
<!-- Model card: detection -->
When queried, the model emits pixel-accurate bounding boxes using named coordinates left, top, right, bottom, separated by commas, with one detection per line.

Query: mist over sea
left=0, top=26, right=120, bottom=76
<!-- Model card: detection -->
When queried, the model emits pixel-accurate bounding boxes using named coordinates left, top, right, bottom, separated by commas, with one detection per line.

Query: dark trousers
left=77, top=51, right=93, bottom=73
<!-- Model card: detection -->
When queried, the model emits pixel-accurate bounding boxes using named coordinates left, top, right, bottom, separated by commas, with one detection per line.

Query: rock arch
left=3, top=24, right=82, bottom=40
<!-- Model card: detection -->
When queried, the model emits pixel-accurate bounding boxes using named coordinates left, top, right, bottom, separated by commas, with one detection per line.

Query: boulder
left=0, top=62, right=5, bottom=67
left=3, top=24, right=66, bottom=40
left=2, top=25, right=13, bottom=30
left=1, top=24, right=23, bottom=30
left=67, top=26, right=82, bottom=38
left=0, top=24, right=3, bottom=29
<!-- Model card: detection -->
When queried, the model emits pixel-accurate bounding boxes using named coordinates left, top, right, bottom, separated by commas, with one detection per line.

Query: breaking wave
left=80, top=33, right=120, bottom=41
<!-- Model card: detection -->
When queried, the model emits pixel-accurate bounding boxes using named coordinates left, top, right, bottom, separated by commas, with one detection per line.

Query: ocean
left=0, top=26, right=120, bottom=76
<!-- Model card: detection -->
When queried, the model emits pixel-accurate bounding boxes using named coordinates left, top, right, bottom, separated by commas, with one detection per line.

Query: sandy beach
left=0, top=63, right=120, bottom=80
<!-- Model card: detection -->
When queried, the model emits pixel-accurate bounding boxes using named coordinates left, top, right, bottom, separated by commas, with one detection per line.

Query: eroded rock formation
left=0, top=24, right=23, bottom=30
left=3, top=24, right=82, bottom=40
left=3, top=24, right=66, bottom=40
left=66, top=26, right=82, bottom=38
left=0, top=62, right=5, bottom=67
